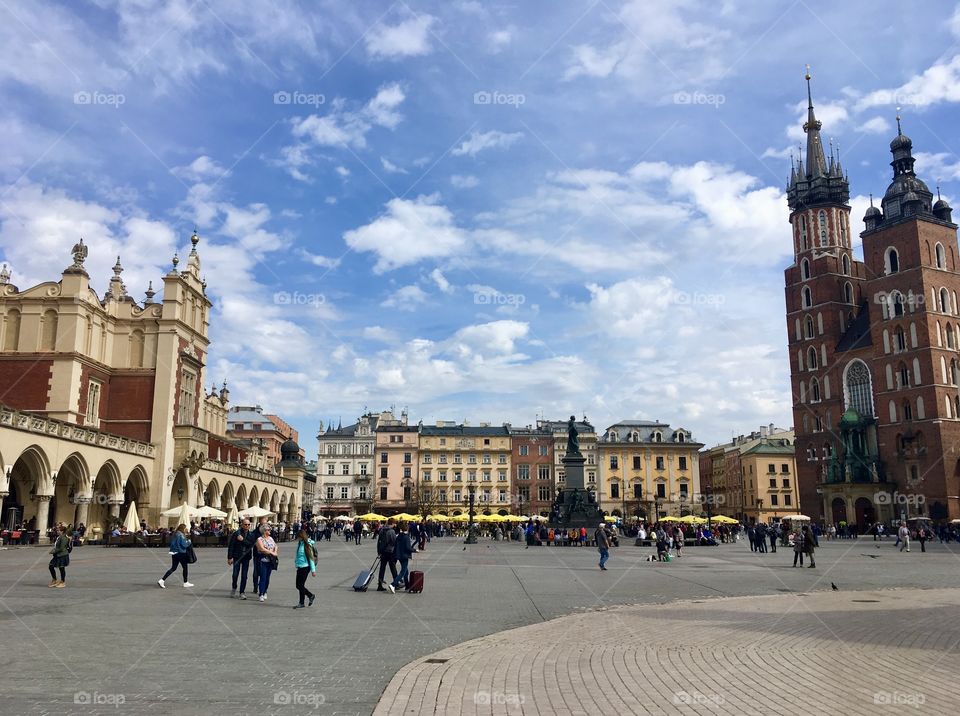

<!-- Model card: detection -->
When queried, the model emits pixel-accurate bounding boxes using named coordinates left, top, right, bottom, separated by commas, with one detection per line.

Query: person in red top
left=579, top=526, right=587, bottom=545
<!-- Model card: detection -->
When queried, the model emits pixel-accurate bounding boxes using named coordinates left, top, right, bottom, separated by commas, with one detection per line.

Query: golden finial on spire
left=804, top=63, right=811, bottom=81
left=896, top=106, right=902, bottom=135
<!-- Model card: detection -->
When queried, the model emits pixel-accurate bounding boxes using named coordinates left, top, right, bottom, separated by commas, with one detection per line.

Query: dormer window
left=631, top=431, right=640, bottom=442
left=654, top=431, right=662, bottom=443
left=676, top=432, right=685, bottom=443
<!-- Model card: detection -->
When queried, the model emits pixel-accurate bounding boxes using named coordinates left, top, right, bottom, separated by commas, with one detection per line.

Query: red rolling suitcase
left=408, top=570, right=424, bottom=593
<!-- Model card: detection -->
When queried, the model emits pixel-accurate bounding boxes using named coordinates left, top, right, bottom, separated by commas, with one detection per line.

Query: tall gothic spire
left=803, top=66, right=828, bottom=179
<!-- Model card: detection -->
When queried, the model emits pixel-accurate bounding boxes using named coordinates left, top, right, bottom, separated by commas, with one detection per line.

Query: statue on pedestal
left=566, top=415, right=581, bottom=456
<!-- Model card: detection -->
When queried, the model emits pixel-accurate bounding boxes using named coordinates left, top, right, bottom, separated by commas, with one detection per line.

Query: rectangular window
left=403, top=486, right=411, bottom=501
left=380, top=467, right=388, bottom=479
left=538, top=485, right=551, bottom=501
left=422, top=488, right=431, bottom=501
left=655, top=456, right=665, bottom=471
left=785, top=494, right=792, bottom=506
left=539, top=445, right=548, bottom=456
left=454, top=490, right=462, bottom=502
left=768, top=463, right=776, bottom=474
left=611, top=483, right=620, bottom=499
left=439, top=438, right=446, bottom=446
left=454, top=453, right=462, bottom=464
left=498, top=454, right=507, bottom=464
left=86, top=381, right=101, bottom=427
left=342, top=464, right=350, bottom=475
left=381, top=452, right=388, bottom=464
left=423, top=453, right=432, bottom=464
left=454, top=471, right=463, bottom=482
left=482, top=455, right=491, bottom=464
left=610, top=456, right=619, bottom=469
left=468, top=454, right=477, bottom=464
left=482, top=471, right=491, bottom=482
left=439, top=471, right=447, bottom=482
left=587, top=472, right=595, bottom=483
left=482, top=489, right=490, bottom=502
left=498, top=471, right=506, bottom=482
left=422, top=471, right=431, bottom=482
left=770, top=494, right=779, bottom=506
left=438, top=455, right=447, bottom=464
left=632, top=456, right=641, bottom=470
left=483, top=438, right=490, bottom=445
left=519, top=486, right=530, bottom=501
left=678, top=456, right=687, bottom=470
left=360, top=463, right=368, bottom=476
left=380, top=486, right=388, bottom=500
left=403, top=467, right=411, bottom=478
left=439, top=490, right=447, bottom=503
left=326, top=463, right=334, bottom=475
left=769, top=478, right=777, bottom=488
left=519, top=445, right=528, bottom=456
left=558, top=471, right=565, bottom=482
left=679, top=483, right=689, bottom=497
left=633, top=484, right=642, bottom=499
left=781, top=464, right=790, bottom=474
left=359, top=486, right=367, bottom=499
left=326, top=486, right=334, bottom=500
left=656, top=483, right=666, bottom=498
left=498, top=489, right=507, bottom=502
left=782, top=478, right=790, bottom=488
left=468, top=471, right=477, bottom=482
left=518, top=465, right=530, bottom=480
left=177, top=370, right=196, bottom=425
left=538, top=465, right=550, bottom=480
left=404, top=452, right=411, bottom=464
left=340, top=486, right=349, bottom=500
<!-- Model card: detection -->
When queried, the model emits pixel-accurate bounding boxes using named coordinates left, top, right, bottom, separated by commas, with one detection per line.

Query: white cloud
left=452, top=130, right=523, bottom=157
left=488, top=27, right=514, bottom=52
left=298, top=249, right=341, bottom=269
left=343, top=195, right=468, bottom=272
left=452, top=320, right=529, bottom=357
left=281, top=83, right=406, bottom=179
left=366, top=15, right=436, bottom=59
left=363, top=326, right=396, bottom=343
left=380, top=157, right=407, bottom=174
left=856, top=117, right=891, bottom=135
left=174, top=155, right=228, bottom=182
left=855, top=55, right=960, bottom=111
left=381, top=284, right=428, bottom=310
left=430, top=268, right=453, bottom=294
left=915, top=152, right=960, bottom=181
left=450, top=174, right=480, bottom=188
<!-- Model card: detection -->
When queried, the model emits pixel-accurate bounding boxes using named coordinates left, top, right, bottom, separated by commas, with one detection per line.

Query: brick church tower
left=785, top=72, right=960, bottom=528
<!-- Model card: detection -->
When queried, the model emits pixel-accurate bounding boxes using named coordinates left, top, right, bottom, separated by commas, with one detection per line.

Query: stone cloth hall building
left=785, top=73, right=959, bottom=527
left=0, top=234, right=306, bottom=540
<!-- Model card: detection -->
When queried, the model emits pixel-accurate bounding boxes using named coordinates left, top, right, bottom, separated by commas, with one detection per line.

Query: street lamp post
left=465, top=484, right=477, bottom=544
left=705, top=487, right=713, bottom=530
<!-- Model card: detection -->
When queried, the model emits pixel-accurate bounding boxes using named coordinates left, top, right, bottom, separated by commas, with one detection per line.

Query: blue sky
left=2, top=0, right=960, bottom=451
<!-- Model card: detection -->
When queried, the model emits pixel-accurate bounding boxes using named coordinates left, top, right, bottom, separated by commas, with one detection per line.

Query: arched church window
left=844, top=360, right=874, bottom=417
left=842, top=254, right=850, bottom=275
left=802, top=286, right=812, bottom=309
left=936, top=243, right=946, bottom=269
left=885, top=247, right=900, bottom=274
left=799, top=215, right=807, bottom=251
left=818, top=211, right=828, bottom=247
left=844, top=282, right=853, bottom=304
left=805, top=315, right=814, bottom=339
left=801, top=258, right=810, bottom=280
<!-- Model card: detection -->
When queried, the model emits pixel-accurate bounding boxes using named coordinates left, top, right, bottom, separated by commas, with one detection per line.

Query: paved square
left=1, top=536, right=959, bottom=714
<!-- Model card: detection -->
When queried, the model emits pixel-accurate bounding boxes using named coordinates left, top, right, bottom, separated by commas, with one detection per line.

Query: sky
left=2, top=0, right=960, bottom=453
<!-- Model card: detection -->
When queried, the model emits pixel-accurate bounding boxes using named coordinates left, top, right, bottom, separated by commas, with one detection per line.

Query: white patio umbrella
left=195, top=505, right=228, bottom=519
left=161, top=502, right=200, bottom=525
left=240, top=505, right=274, bottom=519
left=123, top=501, right=140, bottom=532
left=225, top=506, right=240, bottom=526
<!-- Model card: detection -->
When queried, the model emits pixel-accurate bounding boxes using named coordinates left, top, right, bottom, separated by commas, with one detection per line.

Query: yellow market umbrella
left=660, top=516, right=681, bottom=522
left=123, top=501, right=140, bottom=532
left=710, top=515, right=739, bottom=524
left=679, top=515, right=706, bottom=524
left=504, top=515, right=527, bottom=522
left=427, top=514, right=449, bottom=522
left=392, top=512, right=420, bottom=522
left=473, top=514, right=494, bottom=523
left=604, top=515, right=619, bottom=523
left=356, top=512, right=387, bottom=521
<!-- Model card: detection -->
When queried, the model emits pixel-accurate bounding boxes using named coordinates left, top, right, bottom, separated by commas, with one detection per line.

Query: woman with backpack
left=158, top=524, right=194, bottom=589
left=292, top=527, right=317, bottom=609
left=48, top=525, right=71, bottom=588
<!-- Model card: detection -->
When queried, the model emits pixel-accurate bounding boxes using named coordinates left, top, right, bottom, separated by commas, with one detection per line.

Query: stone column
left=74, top=497, right=91, bottom=528
left=35, top=496, right=52, bottom=543
left=109, top=500, right=121, bottom=519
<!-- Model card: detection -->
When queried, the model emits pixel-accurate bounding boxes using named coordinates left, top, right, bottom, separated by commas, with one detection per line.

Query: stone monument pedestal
left=549, top=454, right=603, bottom=529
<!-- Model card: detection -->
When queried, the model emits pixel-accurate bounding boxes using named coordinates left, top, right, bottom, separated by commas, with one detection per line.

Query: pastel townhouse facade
left=374, top=413, right=418, bottom=513
left=508, top=425, right=554, bottom=517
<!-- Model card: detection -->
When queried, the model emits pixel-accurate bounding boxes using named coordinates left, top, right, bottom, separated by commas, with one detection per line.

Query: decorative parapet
left=201, top=459, right=298, bottom=490
left=0, top=406, right=155, bottom=458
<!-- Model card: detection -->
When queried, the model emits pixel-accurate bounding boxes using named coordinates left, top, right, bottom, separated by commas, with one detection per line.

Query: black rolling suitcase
left=353, top=556, right=380, bottom=592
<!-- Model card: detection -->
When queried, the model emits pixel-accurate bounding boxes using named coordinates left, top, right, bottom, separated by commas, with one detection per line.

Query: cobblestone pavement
left=1, top=536, right=959, bottom=715
left=374, top=587, right=960, bottom=716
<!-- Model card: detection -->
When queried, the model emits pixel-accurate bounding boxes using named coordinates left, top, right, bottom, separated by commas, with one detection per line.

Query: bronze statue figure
left=566, top=415, right=581, bottom=456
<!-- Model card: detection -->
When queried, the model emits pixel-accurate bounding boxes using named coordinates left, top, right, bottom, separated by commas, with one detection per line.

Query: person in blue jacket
left=158, top=524, right=193, bottom=588
left=292, top=528, right=316, bottom=609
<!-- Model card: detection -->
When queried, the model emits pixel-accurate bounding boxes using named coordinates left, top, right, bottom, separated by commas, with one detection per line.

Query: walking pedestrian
left=792, top=528, right=804, bottom=567
left=256, top=525, right=278, bottom=602
left=376, top=518, right=398, bottom=591
left=390, top=522, right=414, bottom=593
left=595, top=522, right=610, bottom=570
left=802, top=525, right=816, bottom=568
left=292, top=528, right=316, bottom=609
left=48, top=525, right=70, bottom=588
left=768, top=525, right=778, bottom=553
left=228, top=518, right=256, bottom=599
left=158, top=524, right=193, bottom=588
left=252, top=516, right=269, bottom=594
left=353, top=520, right=362, bottom=545
left=918, top=526, right=928, bottom=553
left=898, top=523, right=911, bottom=552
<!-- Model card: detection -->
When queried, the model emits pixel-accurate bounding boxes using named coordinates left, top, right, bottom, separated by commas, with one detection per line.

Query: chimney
left=759, top=425, right=768, bottom=437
